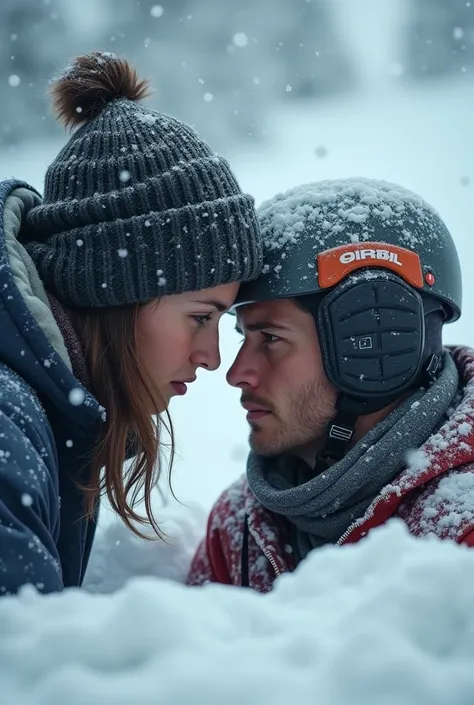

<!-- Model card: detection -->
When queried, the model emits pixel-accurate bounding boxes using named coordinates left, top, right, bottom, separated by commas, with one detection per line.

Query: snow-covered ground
left=1, top=52, right=473, bottom=703
left=3, top=522, right=474, bottom=704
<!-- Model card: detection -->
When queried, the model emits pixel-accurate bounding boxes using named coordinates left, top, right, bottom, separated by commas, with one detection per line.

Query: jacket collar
left=0, top=179, right=102, bottom=436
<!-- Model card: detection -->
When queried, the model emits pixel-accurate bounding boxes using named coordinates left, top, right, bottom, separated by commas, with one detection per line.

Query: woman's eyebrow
left=190, top=299, right=228, bottom=312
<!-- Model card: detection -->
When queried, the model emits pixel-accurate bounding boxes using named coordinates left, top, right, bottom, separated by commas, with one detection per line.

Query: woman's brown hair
left=70, top=302, right=173, bottom=540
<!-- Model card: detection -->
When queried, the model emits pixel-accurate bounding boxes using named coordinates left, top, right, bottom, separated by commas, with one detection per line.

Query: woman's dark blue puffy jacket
left=0, top=179, right=103, bottom=595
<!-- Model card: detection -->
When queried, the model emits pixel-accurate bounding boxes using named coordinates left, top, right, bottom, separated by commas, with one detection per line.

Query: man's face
left=227, top=298, right=337, bottom=457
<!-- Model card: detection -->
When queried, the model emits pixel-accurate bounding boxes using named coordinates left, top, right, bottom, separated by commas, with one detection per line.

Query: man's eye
left=262, top=332, right=280, bottom=345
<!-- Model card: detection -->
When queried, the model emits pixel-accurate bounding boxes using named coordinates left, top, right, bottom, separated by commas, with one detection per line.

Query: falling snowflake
left=204, top=92, right=213, bottom=102
left=150, top=5, right=164, bottom=17
left=314, top=145, right=328, bottom=158
left=8, top=75, right=20, bottom=87
left=68, top=387, right=86, bottom=406
left=233, top=33, right=248, bottom=48
left=119, top=170, right=130, bottom=183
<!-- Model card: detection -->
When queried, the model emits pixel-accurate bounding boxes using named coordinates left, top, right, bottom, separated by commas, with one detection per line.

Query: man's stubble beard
left=249, top=379, right=335, bottom=458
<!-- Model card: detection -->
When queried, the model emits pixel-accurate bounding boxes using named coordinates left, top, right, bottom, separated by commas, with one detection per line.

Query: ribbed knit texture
left=24, top=99, right=262, bottom=307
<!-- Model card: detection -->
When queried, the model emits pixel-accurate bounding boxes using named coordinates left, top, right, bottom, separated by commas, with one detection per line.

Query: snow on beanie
left=23, top=51, right=262, bottom=308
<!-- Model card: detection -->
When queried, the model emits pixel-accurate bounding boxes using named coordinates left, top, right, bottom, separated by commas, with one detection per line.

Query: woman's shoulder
left=0, top=361, right=43, bottom=406
left=0, top=362, right=53, bottom=452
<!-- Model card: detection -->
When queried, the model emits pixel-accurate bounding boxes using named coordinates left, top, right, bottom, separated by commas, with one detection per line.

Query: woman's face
left=136, top=282, right=239, bottom=409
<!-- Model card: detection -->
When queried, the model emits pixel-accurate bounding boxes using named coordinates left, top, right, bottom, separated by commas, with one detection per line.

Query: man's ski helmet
left=234, top=178, right=462, bottom=469
left=236, top=178, right=461, bottom=320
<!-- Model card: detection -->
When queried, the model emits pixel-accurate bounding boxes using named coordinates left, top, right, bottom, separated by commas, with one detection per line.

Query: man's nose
left=226, top=348, right=259, bottom=389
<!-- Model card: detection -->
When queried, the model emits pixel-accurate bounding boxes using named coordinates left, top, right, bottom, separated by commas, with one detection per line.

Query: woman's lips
left=170, top=382, right=188, bottom=396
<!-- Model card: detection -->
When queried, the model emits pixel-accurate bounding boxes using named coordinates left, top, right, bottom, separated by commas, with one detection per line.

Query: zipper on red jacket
left=248, top=523, right=281, bottom=577
left=337, top=487, right=398, bottom=545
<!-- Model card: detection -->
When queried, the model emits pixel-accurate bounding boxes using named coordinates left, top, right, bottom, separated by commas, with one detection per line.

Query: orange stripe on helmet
left=317, top=242, right=424, bottom=290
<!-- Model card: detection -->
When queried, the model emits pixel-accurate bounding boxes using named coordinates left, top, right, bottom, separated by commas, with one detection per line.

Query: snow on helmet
left=235, top=178, right=462, bottom=322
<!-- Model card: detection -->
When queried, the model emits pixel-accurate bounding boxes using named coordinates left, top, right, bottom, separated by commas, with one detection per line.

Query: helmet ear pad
left=316, top=271, right=425, bottom=401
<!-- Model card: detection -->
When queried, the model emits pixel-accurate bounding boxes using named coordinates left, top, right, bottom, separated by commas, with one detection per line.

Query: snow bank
left=2, top=520, right=474, bottom=705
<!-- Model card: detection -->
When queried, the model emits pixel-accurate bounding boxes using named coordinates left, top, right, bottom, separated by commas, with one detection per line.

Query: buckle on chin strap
left=426, top=353, right=441, bottom=380
left=314, top=397, right=358, bottom=474
left=328, top=423, right=354, bottom=443
left=314, top=423, right=354, bottom=473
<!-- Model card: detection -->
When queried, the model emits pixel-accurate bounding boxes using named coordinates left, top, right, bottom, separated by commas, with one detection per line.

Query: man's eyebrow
left=234, top=320, right=290, bottom=335
left=190, top=299, right=228, bottom=312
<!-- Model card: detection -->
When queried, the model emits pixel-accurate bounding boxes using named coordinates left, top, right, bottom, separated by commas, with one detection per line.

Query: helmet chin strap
left=313, top=352, right=442, bottom=475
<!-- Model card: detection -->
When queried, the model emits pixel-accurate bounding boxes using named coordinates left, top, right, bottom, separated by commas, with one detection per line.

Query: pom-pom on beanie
left=24, top=51, right=262, bottom=308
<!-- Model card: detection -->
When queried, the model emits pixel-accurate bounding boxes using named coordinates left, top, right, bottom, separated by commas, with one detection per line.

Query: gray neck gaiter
left=247, top=350, right=459, bottom=560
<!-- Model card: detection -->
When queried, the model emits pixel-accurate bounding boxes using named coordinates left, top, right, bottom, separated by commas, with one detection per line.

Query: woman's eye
left=193, top=314, right=212, bottom=325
